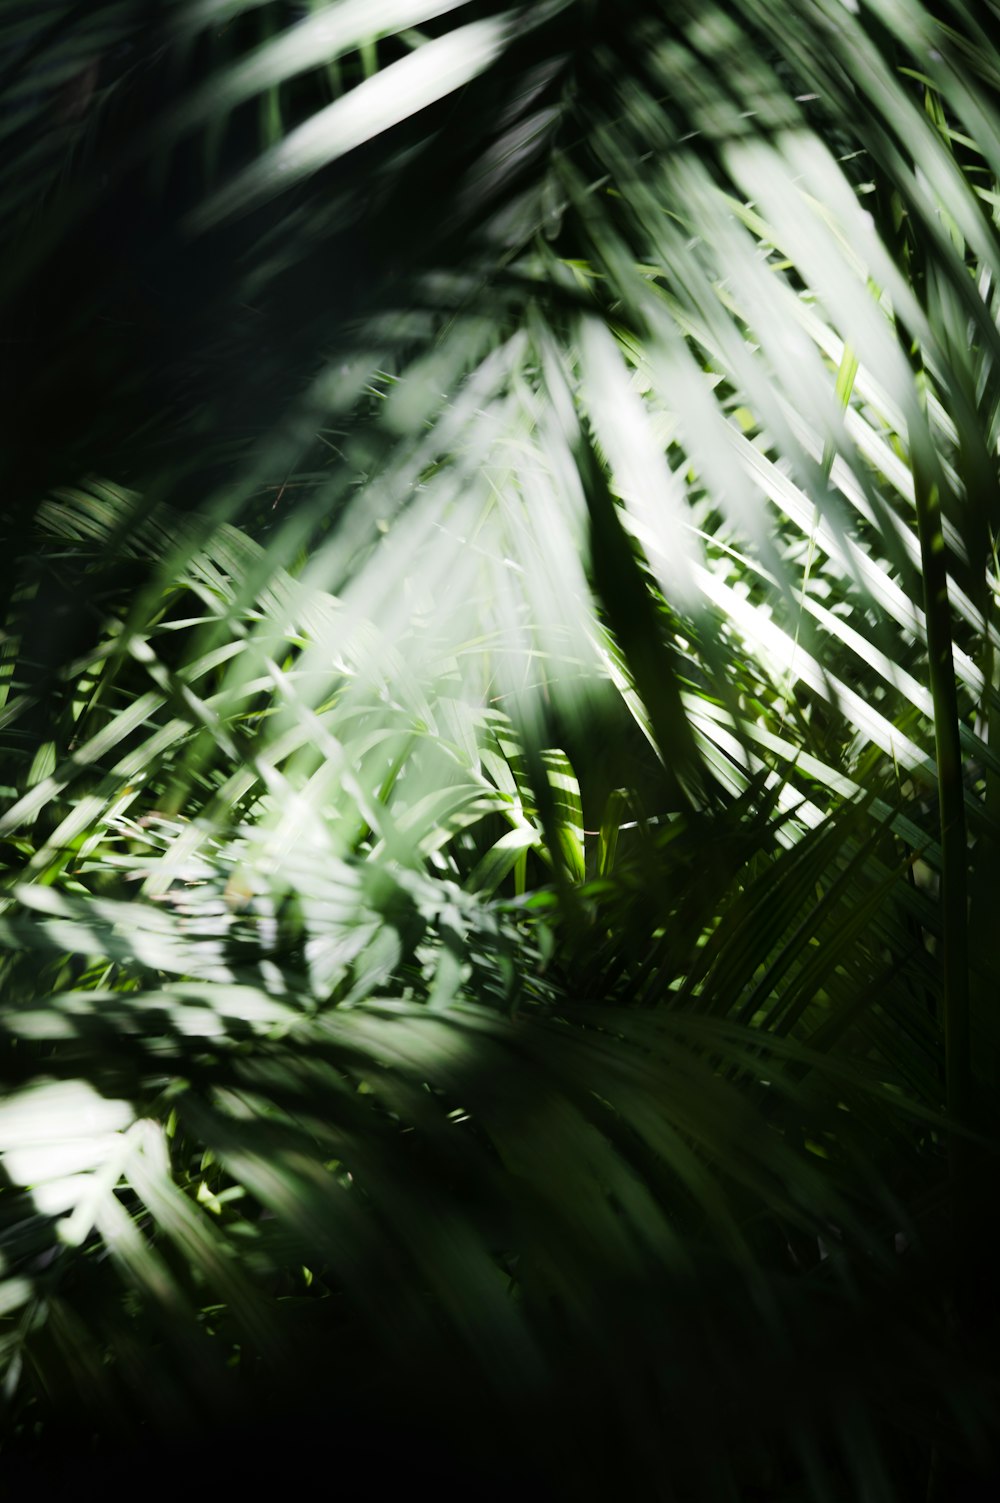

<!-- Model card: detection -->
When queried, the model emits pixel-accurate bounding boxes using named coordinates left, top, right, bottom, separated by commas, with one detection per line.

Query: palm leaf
left=2, top=2, right=1000, bottom=1497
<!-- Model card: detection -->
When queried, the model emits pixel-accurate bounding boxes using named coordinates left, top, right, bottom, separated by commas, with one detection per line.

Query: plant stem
left=912, top=463, right=970, bottom=1127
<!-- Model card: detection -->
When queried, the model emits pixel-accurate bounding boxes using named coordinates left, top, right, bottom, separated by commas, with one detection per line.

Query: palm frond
left=2, top=2, right=1000, bottom=1497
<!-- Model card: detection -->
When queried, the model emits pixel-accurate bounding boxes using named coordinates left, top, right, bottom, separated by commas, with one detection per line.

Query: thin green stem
left=913, top=462, right=970, bottom=1124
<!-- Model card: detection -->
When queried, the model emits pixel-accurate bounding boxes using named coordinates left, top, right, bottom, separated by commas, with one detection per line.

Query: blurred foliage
left=2, top=2, right=1000, bottom=1498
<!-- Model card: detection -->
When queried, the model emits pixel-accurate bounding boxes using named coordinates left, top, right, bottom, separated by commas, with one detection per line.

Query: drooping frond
left=2, top=3, right=1000, bottom=1497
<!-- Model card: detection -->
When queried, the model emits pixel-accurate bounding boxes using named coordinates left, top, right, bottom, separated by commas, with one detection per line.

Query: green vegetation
left=1, top=2, right=999, bottom=1496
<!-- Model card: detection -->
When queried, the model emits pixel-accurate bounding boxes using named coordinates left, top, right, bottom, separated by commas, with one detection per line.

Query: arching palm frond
left=2, top=3, right=1000, bottom=1498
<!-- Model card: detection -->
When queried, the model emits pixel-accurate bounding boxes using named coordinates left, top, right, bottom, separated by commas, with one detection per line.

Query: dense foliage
left=2, top=2, right=999, bottom=1496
